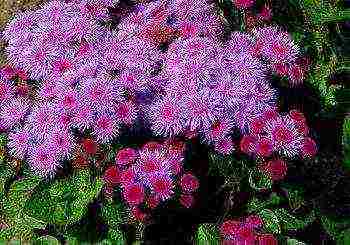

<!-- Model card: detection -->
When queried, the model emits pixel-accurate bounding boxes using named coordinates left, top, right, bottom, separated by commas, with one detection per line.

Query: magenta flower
left=233, top=0, right=255, bottom=9
left=115, top=101, right=138, bottom=126
left=0, top=79, right=14, bottom=103
left=72, top=101, right=95, bottom=132
left=259, top=159, right=288, bottom=181
left=150, top=175, right=174, bottom=201
left=0, top=98, right=30, bottom=130
left=214, top=137, right=236, bottom=155
left=47, top=127, right=76, bottom=160
left=27, top=144, right=60, bottom=178
left=7, top=128, right=30, bottom=159
left=202, top=117, right=235, bottom=144
left=179, top=194, right=194, bottom=208
left=180, top=173, right=199, bottom=193
left=92, top=112, right=119, bottom=144
left=146, top=95, right=186, bottom=137
left=252, top=26, right=299, bottom=64
left=122, top=182, right=145, bottom=206
left=115, top=148, right=139, bottom=166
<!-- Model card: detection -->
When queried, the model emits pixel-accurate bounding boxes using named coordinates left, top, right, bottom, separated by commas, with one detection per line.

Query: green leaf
left=342, top=116, right=350, bottom=169
left=195, top=223, right=220, bottom=245
left=320, top=216, right=341, bottom=240
left=101, top=200, right=128, bottom=229
left=35, top=235, right=60, bottom=245
left=273, top=208, right=308, bottom=231
left=287, top=238, right=307, bottom=245
left=259, top=209, right=281, bottom=234
left=248, top=170, right=273, bottom=191
left=337, top=228, right=350, bottom=245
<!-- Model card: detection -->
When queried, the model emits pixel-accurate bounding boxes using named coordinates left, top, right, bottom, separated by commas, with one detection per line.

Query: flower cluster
left=1, top=0, right=316, bottom=178
left=220, top=215, right=278, bottom=244
left=102, top=139, right=200, bottom=220
left=240, top=109, right=317, bottom=159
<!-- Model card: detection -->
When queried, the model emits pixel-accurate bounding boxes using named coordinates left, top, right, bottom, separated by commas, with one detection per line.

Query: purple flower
left=181, top=89, right=222, bottom=132
left=46, top=126, right=76, bottom=160
left=263, top=114, right=304, bottom=158
left=72, top=101, right=95, bottom=132
left=0, top=79, right=15, bottom=103
left=92, top=111, right=119, bottom=144
left=214, top=136, right=235, bottom=155
left=27, top=144, right=60, bottom=178
left=133, top=148, right=172, bottom=188
left=7, top=128, right=30, bottom=159
left=26, top=102, right=60, bottom=142
left=115, top=101, right=138, bottom=126
left=226, top=31, right=255, bottom=54
left=0, top=98, right=30, bottom=130
left=252, top=26, right=299, bottom=64
left=145, top=95, right=186, bottom=137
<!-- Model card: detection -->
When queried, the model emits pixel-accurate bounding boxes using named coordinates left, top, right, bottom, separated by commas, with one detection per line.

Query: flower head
left=180, top=173, right=199, bottom=193
left=150, top=175, right=174, bottom=201
left=0, top=98, right=30, bottom=130
left=27, top=144, right=60, bottom=178
left=7, top=128, right=30, bottom=159
left=115, top=147, right=138, bottom=166
left=123, top=183, right=145, bottom=206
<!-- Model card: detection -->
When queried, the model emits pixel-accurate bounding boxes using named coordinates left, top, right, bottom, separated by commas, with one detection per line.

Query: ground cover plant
left=0, top=0, right=349, bottom=244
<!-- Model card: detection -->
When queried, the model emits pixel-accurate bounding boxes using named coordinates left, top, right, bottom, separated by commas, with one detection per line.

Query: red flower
left=220, top=220, right=241, bottom=239
left=256, top=137, right=273, bottom=157
left=250, top=118, right=265, bottom=135
left=272, top=63, right=289, bottom=77
left=1, top=65, right=16, bottom=80
left=244, top=215, right=263, bottom=229
left=260, top=159, right=288, bottom=181
left=289, top=109, right=306, bottom=123
left=123, top=183, right=145, bottom=206
left=257, top=233, right=278, bottom=245
left=119, top=168, right=136, bottom=186
left=103, top=165, right=120, bottom=186
left=301, top=137, right=317, bottom=158
left=15, top=69, right=28, bottom=80
left=151, top=176, right=174, bottom=201
left=179, top=194, right=194, bottom=208
left=115, top=147, right=138, bottom=166
left=240, top=135, right=257, bottom=154
left=180, top=173, right=199, bottom=193
left=237, top=226, right=256, bottom=243
left=146, top=194, right=160, bottom=209
left=81, top=138, right=98, bottom=155
left=233, top=0, right=255, bottom=9
left=131, top=207, right=146, bottom=222
left=142, top=141, right=163, bottom=152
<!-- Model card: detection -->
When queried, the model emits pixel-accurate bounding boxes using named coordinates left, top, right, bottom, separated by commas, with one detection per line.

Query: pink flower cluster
left=240, top=108, right=317, bottom=159
left=102, top=139, right=200, bottom=221
left=220, top=215, right=278, bottom=244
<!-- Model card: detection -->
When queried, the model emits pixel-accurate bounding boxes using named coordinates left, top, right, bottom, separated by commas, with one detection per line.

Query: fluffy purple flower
left=264, top=114, right=304, bottom=158
left=0, top=79, right=15, bottom=103
left=26, top=102, right=60, bottom=142
left=214, top=137, right=235, bottom=155
left=115, top=101, right=138, bottom=126
left=133, top=148, right=172, bottom=188
left=72, top=101, right=95, bottom=132
left=92, top=111, right=119, bottom=144
left=46, top=126, right=76, bottom=160
left=201, top=116, right=235, bottom=144
left=226, top=31, right=255, bottom=54
left=252, top=26, right=299, bottom=64
left=7, top=128, right=30, bottom=159
left=181, top=89, right=222, bottom=132
left=27, top=144, right=60, bottom=178
left=0, top=98, right=30, bottom=130
left=150, top=175, right=174, bottom=201
left=145, top=95, right=186, bottom=137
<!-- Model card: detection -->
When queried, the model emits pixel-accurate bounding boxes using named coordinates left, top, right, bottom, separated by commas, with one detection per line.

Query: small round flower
left=301, top=137, right=317, bottom=158
left=220, top=220, right=241, bottom=239
left=214, top=137, right=235, bottom=155
left=92, top=112, right=119, bottom=144
left=81, top=138, right=98, bottom=155
left=141, top=141, right=163, bottom=152
left=258, top=4, right=272, bottom=21
left=123, top=183, right=145, bottom=206
left=233, top=0, right=255, bottom=9
left=236, top=226, right=256, bottom=243
left=146, top=95, right=185, bottom=137
left=240, top=135, right=257, bottom=154
left=115, top=148, right=138, bottom=166
left=48, top=127, right=76, bottom=160
left=256, top=137, right=273, bottom=158
left=202, top=118, right=235, bottom=144
left=72, top=101, right=95, bottom=132
left=0, top=98, right=30, bottom=130
left=119, top=168, right=136, bottom=187
left=259, top=159, right=288, bottom=181
left=115, top=101, right=138, bottom=125
left=131, top=207, right=146, bottom=222
left=146, top=194, right=161, bottom=209
left=27, top=144, right=60, bottom=178
left=244, top=215, right=263, bottom=229
left=257, top=233, right=278, bottom=245
left=179, top=194, right=194, bottom=208
left=180, top=173, right=199, bottom=193
left=249, top=117, right=266, bottom=135
left=7, top=128, right=30, bottom=159
left=151, top=175, right=174, bottom=201
left=103, top=165, right=120, bottom=186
